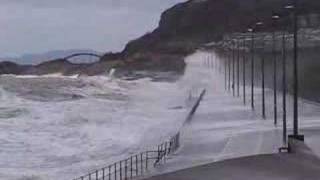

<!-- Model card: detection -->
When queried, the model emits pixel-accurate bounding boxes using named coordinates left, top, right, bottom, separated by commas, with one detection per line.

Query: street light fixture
left=272, top=15, right=280, bottom=20
left=284, top=5, right=295, bottom=9
left=256, top=22, right=263, bottom=26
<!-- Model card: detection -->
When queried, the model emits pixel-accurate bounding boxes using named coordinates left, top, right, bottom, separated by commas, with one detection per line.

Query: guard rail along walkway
left=72, top=89, right=206, bottom=180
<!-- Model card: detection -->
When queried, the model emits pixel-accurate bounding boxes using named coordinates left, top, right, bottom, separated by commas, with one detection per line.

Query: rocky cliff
left=122, top=0, right=320, bottom=54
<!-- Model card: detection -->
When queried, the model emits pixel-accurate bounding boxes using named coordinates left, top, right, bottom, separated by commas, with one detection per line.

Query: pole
left=292, top=0, right=299, bottom=137
left=228, top=47, right=231, bottom=91
left=237, top=38, right=240, bottom=97
left=273, top=21, right=278, bottom=125
left=243, top=38, right=246, bottom=105
left=251, top=31, right=255, bottom=109
left=224, top=52, right=228, bottom=90
left=282, top=29, right=287, bottom=145
left=232, top=40, right=236, bottom=96
left=225, top=49, right=228, bottom=90
left=261, top=36, right=266, bottom=119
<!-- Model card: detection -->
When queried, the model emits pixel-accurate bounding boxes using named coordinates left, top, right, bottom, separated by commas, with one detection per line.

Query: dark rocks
left=0, top=61, right=30, bottom=75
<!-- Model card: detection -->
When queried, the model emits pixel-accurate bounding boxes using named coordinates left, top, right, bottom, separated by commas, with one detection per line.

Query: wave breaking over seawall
left=0, top=62, right=206, bottom=180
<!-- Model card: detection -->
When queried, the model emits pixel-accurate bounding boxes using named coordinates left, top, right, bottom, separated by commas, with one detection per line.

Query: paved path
left=146, top=143, right=320, bottom=180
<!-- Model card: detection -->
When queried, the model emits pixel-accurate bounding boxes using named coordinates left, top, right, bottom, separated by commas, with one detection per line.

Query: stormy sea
left=0, top=52, right=212, bottom=180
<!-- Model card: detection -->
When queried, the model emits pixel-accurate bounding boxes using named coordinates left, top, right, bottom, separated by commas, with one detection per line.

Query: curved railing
left=72, top=136, right=179, bottom=180
left=72, top=89, right=206, bottom=180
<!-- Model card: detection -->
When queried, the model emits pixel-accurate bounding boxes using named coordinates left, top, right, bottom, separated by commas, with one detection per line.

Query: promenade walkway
left=142, top=51, right=320, bottom=179
left=146, top=141, right=320, bottom=180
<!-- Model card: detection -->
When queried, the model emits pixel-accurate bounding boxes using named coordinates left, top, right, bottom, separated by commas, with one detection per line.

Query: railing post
left=125, top=159, right=128, bottom=180
left=109, top=166, right=111, bottom=180
left=176, top=133, right=180, bottom=150
left=96, top=170, right=98, bottom=180
left=102, top=168, right=105, bottom=180
left=165, top=142, right=168, bottom=155
left=135, top=154, right=138, bottom=176
left=146, top=152, right=148, bottom=169
left=130, top=156, right=133, bottom=178
left=160, top=144, right=163, bottom=160
left=89, top=173, right=91, bottom=180
left=120, top=161, right=122, bottom=180
left=140, top=153, right=143, bottom=174
left=114, top=163, right=117, bottom=180
left=160, top=144, right=163, bottom=162
left=157, top=145, right=160, bottom=164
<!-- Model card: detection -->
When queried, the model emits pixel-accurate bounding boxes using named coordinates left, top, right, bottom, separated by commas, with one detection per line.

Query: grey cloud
left=0, top=0, right=185, bottom=11
left=0, top=0, right=186, bottom=57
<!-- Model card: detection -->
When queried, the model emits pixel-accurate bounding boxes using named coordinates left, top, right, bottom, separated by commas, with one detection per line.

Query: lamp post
left=232, top=39, right=236, bottom=97
left=228, top=44, right=232, bottom=92
left=272, top=14, right=280, bottom=125
left=248, top=28, right=255, bottom=110
left=286, top=0, right=304, bottom=141
left=261, top=38, right=266, bottom=119
left=256, top=21, right=266, bottom=119
left=282, top=23, right=288, bottom=146
left=237, top=37, right=240, bottom=97
left=242, top=36, right=247, bottom=105
left=225, top=46, right=228, bottom=91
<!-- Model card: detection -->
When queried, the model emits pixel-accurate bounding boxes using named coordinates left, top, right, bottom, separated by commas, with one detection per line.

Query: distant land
left=1, top=49, right=102, bottom=65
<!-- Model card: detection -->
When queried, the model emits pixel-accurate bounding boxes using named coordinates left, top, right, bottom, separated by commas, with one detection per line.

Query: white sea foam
left=0, top=66, right=196, bottom=180
left=1, top=73, right=80, bottom=79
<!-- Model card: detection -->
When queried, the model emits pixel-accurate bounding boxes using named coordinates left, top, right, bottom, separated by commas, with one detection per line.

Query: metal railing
left=72, top=89, right=206, bottom=180
left=72, top=136, right=179, bottom=180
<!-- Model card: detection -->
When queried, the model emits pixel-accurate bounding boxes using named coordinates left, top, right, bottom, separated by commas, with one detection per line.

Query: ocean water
left=2, top=49, right=320, bottom=180
left=0, top=51, right=214, bottom=180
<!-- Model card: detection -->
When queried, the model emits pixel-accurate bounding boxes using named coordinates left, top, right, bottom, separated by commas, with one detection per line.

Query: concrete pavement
left=146, top=140, right=320, bottom=180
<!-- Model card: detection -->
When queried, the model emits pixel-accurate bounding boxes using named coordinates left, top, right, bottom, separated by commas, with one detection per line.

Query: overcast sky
left=0, top=0, right=186, bottom=57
